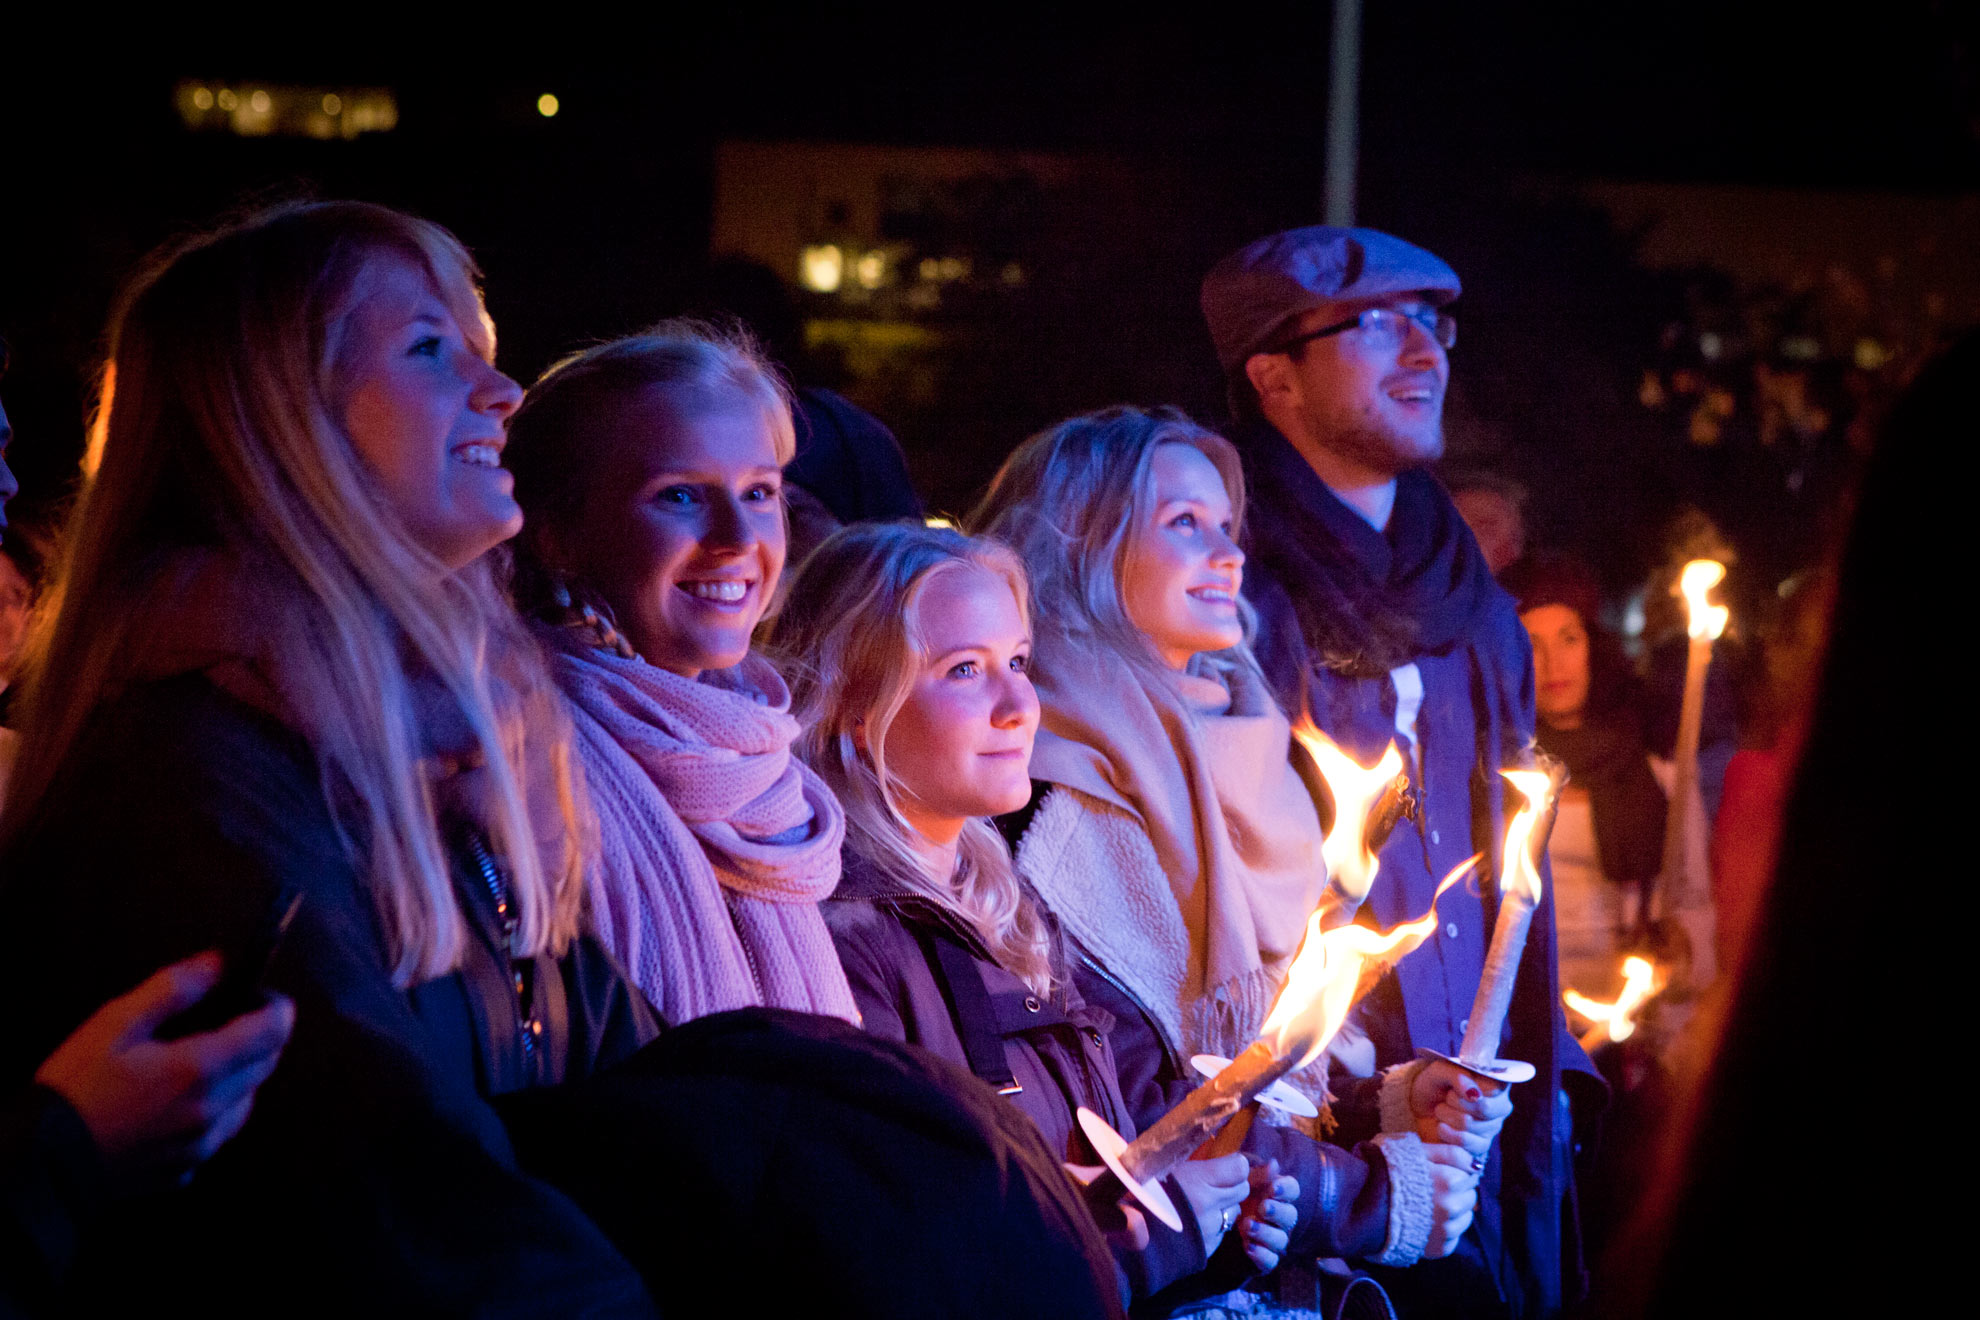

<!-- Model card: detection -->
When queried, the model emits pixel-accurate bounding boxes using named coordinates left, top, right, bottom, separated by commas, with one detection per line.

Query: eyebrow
left=646, top=466, right=784, bottom=481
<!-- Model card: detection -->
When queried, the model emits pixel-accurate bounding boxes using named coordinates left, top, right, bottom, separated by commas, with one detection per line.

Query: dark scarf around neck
left=1239, top=420, right=1501, bottom=678
left=1538, top=708, right=1666, bottom=888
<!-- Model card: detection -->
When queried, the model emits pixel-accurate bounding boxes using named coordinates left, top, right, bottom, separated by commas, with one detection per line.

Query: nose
left=992, top=665, right=1040, bottom=731
left=701, top=488, right=758, bottom=556
left=474, top=360, right=524, bottom=422
left=1208, top=524, right=1244, bottom=573
left=1398, top=316, right=1447, bottom=372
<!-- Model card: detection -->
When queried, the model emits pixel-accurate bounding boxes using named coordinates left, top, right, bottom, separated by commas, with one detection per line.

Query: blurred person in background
left=1503, top=553, right=1676, bottom=1002
left=1449, top=472, right=1528, bottom=577
left=1711, top=566, right=1831, bottom=977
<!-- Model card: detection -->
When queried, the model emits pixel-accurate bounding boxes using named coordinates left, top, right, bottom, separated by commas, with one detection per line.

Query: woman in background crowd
left=1503, top=553, right=1690, bottom=999
left=974, top=405, right=1491, bottom=1275
left=503, top=325, right=856, bottom=1029
left=774, top=521, right=1298, bottom=1314
left=0, top=200, right=662, bottom=1312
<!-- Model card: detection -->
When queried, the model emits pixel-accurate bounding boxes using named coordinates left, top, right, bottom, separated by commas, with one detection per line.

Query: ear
left=1245, top=352, right=1296, bottom=409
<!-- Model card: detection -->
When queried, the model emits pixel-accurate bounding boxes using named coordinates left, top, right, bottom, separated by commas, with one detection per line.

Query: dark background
left=4, top=4, right=1974, bottom=603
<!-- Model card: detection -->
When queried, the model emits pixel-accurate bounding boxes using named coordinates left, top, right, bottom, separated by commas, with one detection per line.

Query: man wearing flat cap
left=1202, top=227, right=1601, bottom=1319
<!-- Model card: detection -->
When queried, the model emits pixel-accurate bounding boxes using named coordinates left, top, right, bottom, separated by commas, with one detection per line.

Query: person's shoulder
left=35, top=674, right=332, bottom=861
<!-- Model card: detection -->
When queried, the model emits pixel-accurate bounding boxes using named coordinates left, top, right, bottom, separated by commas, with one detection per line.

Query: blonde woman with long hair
left=0, top=201, right=659, bottom=1312
left=772, top=521, right=1302, bottom=1311
left=973, top=405, right=1481, bottom=1275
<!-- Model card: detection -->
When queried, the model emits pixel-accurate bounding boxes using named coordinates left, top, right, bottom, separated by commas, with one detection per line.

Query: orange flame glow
left=1260, top=856, right=1479, bottom=1071
left=1679, top=559, right=1729, bottom=642
left=1291, top=722, right=1403, bottom=908
left=1564, top=955, right=1661, bottom=1045
left=1498, top=769, right=1558, bottom=907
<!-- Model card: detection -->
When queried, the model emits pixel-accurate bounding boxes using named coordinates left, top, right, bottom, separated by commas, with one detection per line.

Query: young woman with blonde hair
left=772, top=520, right=1301, bottom=1311
left=0, top=200, right=658, bottom=1312
left=502, top=323, right=856, bottom=1027
left=974, top=405, right=1482, bottom=1275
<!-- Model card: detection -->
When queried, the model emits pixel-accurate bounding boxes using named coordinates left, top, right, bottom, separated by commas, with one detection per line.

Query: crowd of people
left=0, top=199, right=1892, bottom=1318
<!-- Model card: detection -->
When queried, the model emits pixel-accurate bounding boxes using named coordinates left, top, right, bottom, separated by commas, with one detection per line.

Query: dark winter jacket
left=0, top=674, right=660, bottom=1316
left=823, top=848, right=1217, bottom=1307
left=0, top=1086, right=101, bottom=1317
left=1237, top=420, right=1604, bottom=1318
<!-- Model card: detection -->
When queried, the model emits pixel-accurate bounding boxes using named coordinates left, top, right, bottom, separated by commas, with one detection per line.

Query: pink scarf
left=548, top=631, right=857, bottom=1025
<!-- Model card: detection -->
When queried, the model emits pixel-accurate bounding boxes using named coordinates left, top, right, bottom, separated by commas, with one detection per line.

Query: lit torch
left=1564, top=955, right=1663, bottom=1051
left=1651, top=559, right=1728, bottom=953
left=1075, top=859, right=1476, bottom=1230
left=1289, top=722, right=1409, bottom=927
left=1413, top=764, right=1567, bottom=1087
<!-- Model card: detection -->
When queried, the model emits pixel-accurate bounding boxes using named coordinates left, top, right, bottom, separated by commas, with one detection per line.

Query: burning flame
left=1679, top=559, right=1729, bottom=642
left=1260, top=856, right=1479, bottom=1071
left=1564, top=956, right=1661, bottom=1045
left=1498, top=769, right=1558, bottom=907
left=1291, top=723, right=1403, bottom=908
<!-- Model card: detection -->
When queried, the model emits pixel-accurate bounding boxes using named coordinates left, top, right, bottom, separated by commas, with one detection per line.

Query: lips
left=1187, top=583, right=1239, bottom=605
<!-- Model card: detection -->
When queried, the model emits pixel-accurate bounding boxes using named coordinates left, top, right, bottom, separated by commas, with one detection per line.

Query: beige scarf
left=1026, top=637, right=1329, bottom=1059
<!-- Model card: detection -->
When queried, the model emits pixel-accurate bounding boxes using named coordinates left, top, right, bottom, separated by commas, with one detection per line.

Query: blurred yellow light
left=191, top=86, right=214, bottom=110
left=322, top=93, right=343, bottom=115
left=537, top=93, right=560, bottom=118
left=248, top=89, right=271, bottom=113
left=854, top=252, right=885, bottom=289
left=216, top=88, right=239, bottom=111
left=924, top=516, right=956, bottom=530
left=799, top=244, right=844, bottom=293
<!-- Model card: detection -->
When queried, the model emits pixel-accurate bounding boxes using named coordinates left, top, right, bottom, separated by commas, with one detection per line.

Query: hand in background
left=1422, top=1142, right=1481, bottom=1258
left=1171, top=1152, right=1252, bottom=1257
left=1410, top=1059, right=1512, bottom=1160
left=34, top=952, right=294, bottom=1183
left=1236, top=1157, right=1299, bottom=1274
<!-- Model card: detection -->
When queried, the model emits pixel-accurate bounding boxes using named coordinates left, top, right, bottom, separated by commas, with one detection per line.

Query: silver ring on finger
left=1221, top=1206, right=1236, bottom=1234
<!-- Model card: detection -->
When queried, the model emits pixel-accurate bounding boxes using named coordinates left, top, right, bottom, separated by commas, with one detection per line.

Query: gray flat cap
left=1200, top=226, right=1461, bottom=375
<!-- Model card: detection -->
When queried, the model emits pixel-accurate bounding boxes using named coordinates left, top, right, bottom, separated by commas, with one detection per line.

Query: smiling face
left=560, top=384, right=786, bottom=677
left=1252, top=295, right=1449, bottom=482
left=883, top=564, right=1039, bottom=847
left=335, top=256, right=524, bottom=570
left=1523, top=603, right=1591, bottom=729
left=1120, top=443, right=1245, bottom=669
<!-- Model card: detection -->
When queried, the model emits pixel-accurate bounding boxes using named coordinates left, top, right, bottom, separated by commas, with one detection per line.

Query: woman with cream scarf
left=973, top=406, right=1481, bottom=1273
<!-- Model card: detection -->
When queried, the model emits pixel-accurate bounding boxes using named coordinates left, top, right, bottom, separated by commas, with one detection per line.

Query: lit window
left=537, top=93, right=560, bottom=118
left=854, top=252, right=886, bottom=289
left=799, top=245, right=844, bottom=293
left=174, top=81, right=396, bottom=138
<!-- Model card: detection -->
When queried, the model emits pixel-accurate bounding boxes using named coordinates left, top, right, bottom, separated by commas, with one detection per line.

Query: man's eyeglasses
left=1267, top=305, right=1457, bottom=355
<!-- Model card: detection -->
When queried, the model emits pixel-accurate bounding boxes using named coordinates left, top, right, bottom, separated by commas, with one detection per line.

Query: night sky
left=4, top=6, right=1974, bottom=586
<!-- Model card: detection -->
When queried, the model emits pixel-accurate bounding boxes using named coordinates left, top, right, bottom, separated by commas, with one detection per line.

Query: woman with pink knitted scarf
left=503, top=323, right=857, bottom=1027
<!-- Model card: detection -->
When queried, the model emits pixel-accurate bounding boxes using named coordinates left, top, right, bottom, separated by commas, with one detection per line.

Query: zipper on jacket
left=464, top=830, right=539, bottom=1069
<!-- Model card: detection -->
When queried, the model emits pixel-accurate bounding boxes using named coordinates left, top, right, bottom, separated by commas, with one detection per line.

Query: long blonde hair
left=772, top=522, right=1057, bottom=996
left=969, top=405, right=1256, bottom=687
left=1, top=200, right=583, bottom=985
